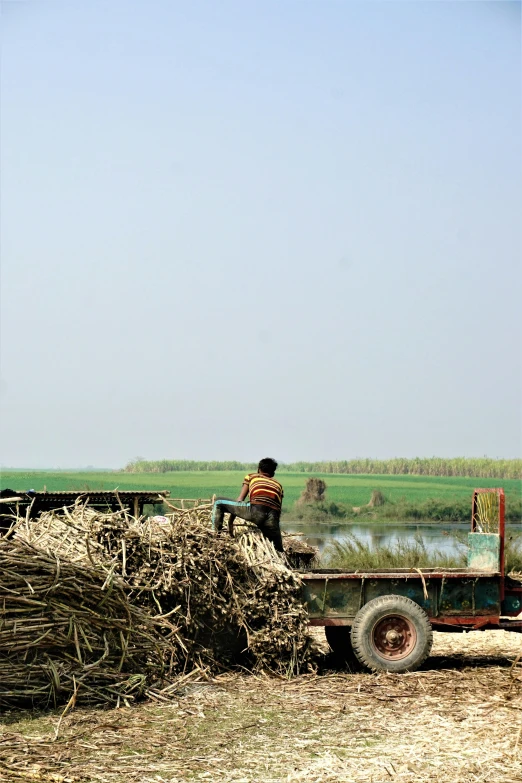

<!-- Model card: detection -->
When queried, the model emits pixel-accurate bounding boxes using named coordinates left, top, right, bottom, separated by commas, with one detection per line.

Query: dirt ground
left=1, top=630, right=521, bottom=783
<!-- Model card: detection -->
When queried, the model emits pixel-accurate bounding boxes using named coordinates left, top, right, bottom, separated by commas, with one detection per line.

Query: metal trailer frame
left=301, top=488, right=522, bottom=633
left=5, top=490, right=171, bottom=519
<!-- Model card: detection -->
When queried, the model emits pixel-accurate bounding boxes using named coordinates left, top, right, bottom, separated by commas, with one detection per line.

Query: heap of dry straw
left=0, top=502, right=315, bottom=708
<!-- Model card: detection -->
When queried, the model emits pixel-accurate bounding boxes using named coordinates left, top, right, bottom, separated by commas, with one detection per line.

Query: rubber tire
left=351, top=595, right=433, bottom=673
left=325, top=626, right=360, bottom=671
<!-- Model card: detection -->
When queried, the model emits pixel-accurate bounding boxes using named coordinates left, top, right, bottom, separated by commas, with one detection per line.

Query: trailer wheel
left=325, top=626, right=360, bottom=671
left=351, top=595, right=433, bottom=673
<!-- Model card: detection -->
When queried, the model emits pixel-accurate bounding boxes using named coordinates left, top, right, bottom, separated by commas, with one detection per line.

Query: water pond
left=282, top=520, right=522, bottom=559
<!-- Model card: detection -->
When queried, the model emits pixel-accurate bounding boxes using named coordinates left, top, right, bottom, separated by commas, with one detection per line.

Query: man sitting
left=212, top=458, right=284, bottom=552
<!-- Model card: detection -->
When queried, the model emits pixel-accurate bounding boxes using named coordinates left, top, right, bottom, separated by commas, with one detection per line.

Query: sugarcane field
left=0, top=490, right=521, bottom=783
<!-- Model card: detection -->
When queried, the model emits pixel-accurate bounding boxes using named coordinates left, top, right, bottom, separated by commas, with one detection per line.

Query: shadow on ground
left=317, top=648, right=517, bottom=674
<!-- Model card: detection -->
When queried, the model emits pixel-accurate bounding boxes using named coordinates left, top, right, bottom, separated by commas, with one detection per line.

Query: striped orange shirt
left=244, top=473, right=284, bottom=512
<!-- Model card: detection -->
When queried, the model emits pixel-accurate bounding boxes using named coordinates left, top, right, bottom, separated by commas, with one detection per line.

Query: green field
left=1, top=470, right=520, bottom=511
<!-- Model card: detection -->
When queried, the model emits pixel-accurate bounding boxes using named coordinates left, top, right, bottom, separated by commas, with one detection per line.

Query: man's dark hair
left=258, top=457, right=278, bottom=477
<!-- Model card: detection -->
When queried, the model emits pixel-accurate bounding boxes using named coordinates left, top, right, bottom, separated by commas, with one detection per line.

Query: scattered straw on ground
left=1, top=630, right=521, bottom=783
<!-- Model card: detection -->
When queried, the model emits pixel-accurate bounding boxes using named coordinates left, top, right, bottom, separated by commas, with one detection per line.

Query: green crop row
left=123, top=457, right=522, bottom=479
left=2, top=470, right=521, bottom=523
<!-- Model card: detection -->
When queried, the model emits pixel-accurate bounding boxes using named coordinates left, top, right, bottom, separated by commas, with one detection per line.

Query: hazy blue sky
left=1, top=0, right=520, bottom=468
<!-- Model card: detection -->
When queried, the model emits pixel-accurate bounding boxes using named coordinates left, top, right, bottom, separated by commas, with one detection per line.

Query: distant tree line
left=123, top=457, right=522, bottom=479
left=123, top=459, right=257, bottom=473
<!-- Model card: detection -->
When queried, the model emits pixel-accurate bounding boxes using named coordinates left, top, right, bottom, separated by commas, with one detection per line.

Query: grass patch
left=322, top=531, right=522, bottom=572
left=286, top=494, right=522, bottom=523
left=323, top=533, right=466, bottom=570
left=377, top=496, right=522, bottom=523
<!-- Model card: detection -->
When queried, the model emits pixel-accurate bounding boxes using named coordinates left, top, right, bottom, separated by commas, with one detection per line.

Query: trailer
left=301, top=488, right=522, bottom=672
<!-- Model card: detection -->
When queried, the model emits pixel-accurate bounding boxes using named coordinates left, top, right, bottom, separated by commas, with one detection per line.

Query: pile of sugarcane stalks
left=0, top=537, right=180, bottom=709
left=1, top=502, right=316, bottom=708
left=282, top=535, right=319, bottom=570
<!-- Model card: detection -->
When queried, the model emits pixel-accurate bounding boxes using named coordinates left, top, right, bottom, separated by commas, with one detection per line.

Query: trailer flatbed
left=299, top=489, right=522, bottom=672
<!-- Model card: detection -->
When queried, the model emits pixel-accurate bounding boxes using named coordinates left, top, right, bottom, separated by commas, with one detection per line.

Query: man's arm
left=237, top=483, right=249, bottom=502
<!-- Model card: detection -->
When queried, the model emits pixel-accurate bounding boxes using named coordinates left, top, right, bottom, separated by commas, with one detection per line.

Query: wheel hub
left=372, top=615, right=417, bottom=660
left=385, top=629, right=401, bottom=644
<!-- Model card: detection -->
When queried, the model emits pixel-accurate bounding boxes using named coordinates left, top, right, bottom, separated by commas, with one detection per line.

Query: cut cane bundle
left=0, top=537, right=180, bottom=708
left=0, top=502, right=316, bottom=708
left=475, top=491, right=500, bottom=533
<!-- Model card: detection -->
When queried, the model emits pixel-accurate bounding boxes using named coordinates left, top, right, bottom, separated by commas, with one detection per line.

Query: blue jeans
left=211, top=498, right=284, bottom=552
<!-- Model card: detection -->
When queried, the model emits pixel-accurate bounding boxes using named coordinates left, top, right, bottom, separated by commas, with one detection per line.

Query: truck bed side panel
left=302, top=573, right=501, bottom=622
